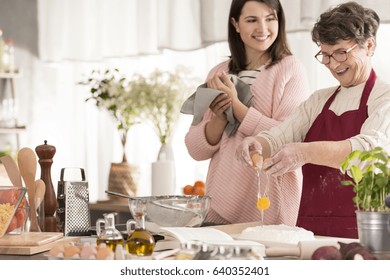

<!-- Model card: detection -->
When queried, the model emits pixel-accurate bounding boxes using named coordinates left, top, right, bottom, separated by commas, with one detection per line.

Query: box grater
left=56, top=168, right=91, bottom=236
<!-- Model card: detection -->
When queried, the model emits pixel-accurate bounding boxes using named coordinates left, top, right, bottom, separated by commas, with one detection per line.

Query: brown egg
left=80, top=244, right=97, bottom=259
left=96, top=247, right=114, bottom=260
left=49, top=244, right=65, bottom=258
left=64, top=245, right=81, bottom=258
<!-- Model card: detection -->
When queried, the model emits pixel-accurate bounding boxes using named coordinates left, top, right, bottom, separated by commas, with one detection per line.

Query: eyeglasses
left=315, top=44, right=358, bottom=65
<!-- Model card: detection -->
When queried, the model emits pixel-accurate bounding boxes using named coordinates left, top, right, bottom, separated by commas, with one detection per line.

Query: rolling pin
left=265, top=239, right=341, bottom=259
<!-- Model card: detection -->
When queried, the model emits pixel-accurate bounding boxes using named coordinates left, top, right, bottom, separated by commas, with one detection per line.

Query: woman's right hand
left=236, top=136, right=264, bottom=168
left=209, top=93, right=231, bottom=122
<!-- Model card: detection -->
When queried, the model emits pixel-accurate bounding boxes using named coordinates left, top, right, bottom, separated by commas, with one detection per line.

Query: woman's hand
left=209, top=93, right=231, bottom=122
left=207, top=71, right=238, bottom=101
left=263, top=143, right=308, bottom=176
left=236, top=136, right=264, bottom=168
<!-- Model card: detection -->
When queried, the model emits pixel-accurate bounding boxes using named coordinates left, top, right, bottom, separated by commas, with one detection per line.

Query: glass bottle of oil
left=126, top=211, right=155, bottom=256
left=96, top=212, right=124, bottom=252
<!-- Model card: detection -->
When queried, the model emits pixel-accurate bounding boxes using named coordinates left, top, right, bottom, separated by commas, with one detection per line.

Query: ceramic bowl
left=0, top=186, right=28, bottom=238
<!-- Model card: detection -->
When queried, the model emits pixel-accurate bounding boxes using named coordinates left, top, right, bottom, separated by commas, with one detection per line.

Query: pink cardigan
left=185, top=56, right=311, bottom=225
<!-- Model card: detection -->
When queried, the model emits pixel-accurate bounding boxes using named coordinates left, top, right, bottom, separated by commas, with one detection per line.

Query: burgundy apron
left=297, top=69, right=376, bottom=238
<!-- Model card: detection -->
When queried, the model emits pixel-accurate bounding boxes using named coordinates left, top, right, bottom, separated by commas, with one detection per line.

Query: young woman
left=185, top=0, right=310, bottom=225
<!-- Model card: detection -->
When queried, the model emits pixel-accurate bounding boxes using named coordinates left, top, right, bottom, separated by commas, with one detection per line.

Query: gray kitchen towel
left=180, top=75, right=253, bottom=137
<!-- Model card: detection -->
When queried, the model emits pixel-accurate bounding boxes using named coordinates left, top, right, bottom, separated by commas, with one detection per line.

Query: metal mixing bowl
left=128, top=195, right=211, bottom=227
left=105, top=191, right=211, bottom=227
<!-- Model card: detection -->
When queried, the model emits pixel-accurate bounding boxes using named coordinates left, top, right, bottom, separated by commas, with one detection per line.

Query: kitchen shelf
left=0, top=125, right=26, bottom=134
left=0, top=71, right=21, bottom=79
left=0, top=72, right=25, bottom=150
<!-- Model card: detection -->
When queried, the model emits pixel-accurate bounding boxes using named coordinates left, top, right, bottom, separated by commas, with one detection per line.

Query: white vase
left=156, top=142, right=175, bottom=161
left=152, top=143, right=176, bottom=196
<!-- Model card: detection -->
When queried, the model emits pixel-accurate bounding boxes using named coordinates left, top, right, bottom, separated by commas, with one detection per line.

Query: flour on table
left=237, top=224, right=315, bottom=244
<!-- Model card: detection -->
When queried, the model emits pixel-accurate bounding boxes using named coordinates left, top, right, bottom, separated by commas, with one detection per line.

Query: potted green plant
left=79, top=68, right=141, bottom=198
left=129, top=67, right=193, bottom=151
left=341, top=147, right=390, bottom=257
left=126, top=67, right=194, bottom=195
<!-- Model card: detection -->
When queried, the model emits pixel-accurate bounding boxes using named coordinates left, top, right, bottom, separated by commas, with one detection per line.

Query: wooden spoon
left=0, top=155, right=23, bottom=187
left=34, top=179, right=46, bottom=231
left=34, top=179, right=46, bottom=208
left=17, top=147, right=40, bottom=232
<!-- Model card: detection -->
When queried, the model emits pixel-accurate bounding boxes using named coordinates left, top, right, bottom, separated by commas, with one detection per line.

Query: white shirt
left=260, top=77, right=390, bottom=154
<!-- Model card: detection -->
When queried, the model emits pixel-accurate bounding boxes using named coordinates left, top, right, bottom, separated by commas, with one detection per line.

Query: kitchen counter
left=0, top=222, right=388, bottom=260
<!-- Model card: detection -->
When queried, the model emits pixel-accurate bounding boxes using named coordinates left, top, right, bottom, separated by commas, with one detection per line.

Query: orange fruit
left=183, top=185, right=193, bottom=195
left=193, top=180, right=205, bottom=189
left=193, top=186, right=205, bottom=196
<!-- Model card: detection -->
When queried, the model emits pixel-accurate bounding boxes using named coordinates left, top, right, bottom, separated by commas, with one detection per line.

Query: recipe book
left=154, top=226, right=265, bottom=255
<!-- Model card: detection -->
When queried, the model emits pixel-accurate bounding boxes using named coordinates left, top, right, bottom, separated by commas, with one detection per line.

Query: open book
left=154, top=226, right=265, bottom=256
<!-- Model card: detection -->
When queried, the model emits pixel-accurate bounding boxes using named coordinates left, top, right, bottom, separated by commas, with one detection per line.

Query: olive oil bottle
left=96, top=212, right=124, bottom=252
left=126, top=211, right=155, bottom=256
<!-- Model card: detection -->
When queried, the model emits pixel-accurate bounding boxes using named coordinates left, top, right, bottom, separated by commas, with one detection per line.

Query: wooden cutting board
left=0, top=232, right=64, bottom=246
left=0, top=232, right=79, bottom=255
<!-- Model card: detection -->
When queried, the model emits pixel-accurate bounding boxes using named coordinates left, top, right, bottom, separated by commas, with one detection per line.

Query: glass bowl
left=128, top=195, right=211, bottom=228
left=0, top=186, right=28, bottom=238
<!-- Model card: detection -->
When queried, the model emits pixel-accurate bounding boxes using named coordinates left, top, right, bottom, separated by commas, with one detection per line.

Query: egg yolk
left=257, top=197, right=270, bottom=210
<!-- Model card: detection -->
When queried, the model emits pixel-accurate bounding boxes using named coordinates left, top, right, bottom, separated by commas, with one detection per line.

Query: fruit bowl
left=0, top=186, right=28, bottom=238
left=128, top=195, right=211, bottom=228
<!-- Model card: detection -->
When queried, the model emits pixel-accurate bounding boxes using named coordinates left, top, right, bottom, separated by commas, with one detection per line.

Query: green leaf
left=350, top=165, right=363, bottom=183
left=341, top=150, right=361, bottom=171
left=341, top=180, right=354, bottom=186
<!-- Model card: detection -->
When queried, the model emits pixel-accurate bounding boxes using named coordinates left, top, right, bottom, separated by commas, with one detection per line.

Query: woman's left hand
left=207, top=71, right=238, bottom=101
left=263, top=143, right=308, bottom=176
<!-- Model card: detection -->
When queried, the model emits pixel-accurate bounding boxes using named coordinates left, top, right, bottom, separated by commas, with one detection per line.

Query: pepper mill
left=35, top=140, right=58, bottom=232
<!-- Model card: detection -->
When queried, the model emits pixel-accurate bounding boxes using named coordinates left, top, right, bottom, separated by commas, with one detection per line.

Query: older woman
left=237, top=1, right=390, bottom=238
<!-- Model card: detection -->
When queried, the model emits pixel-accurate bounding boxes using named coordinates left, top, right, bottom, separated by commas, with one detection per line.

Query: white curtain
left=8, top=0, right=390, bottom=202
left=37, top=0, right=390, bottom=62
left=38, top=0, right=231, bottom=61
left=282, top=0, right=390, bottom=31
